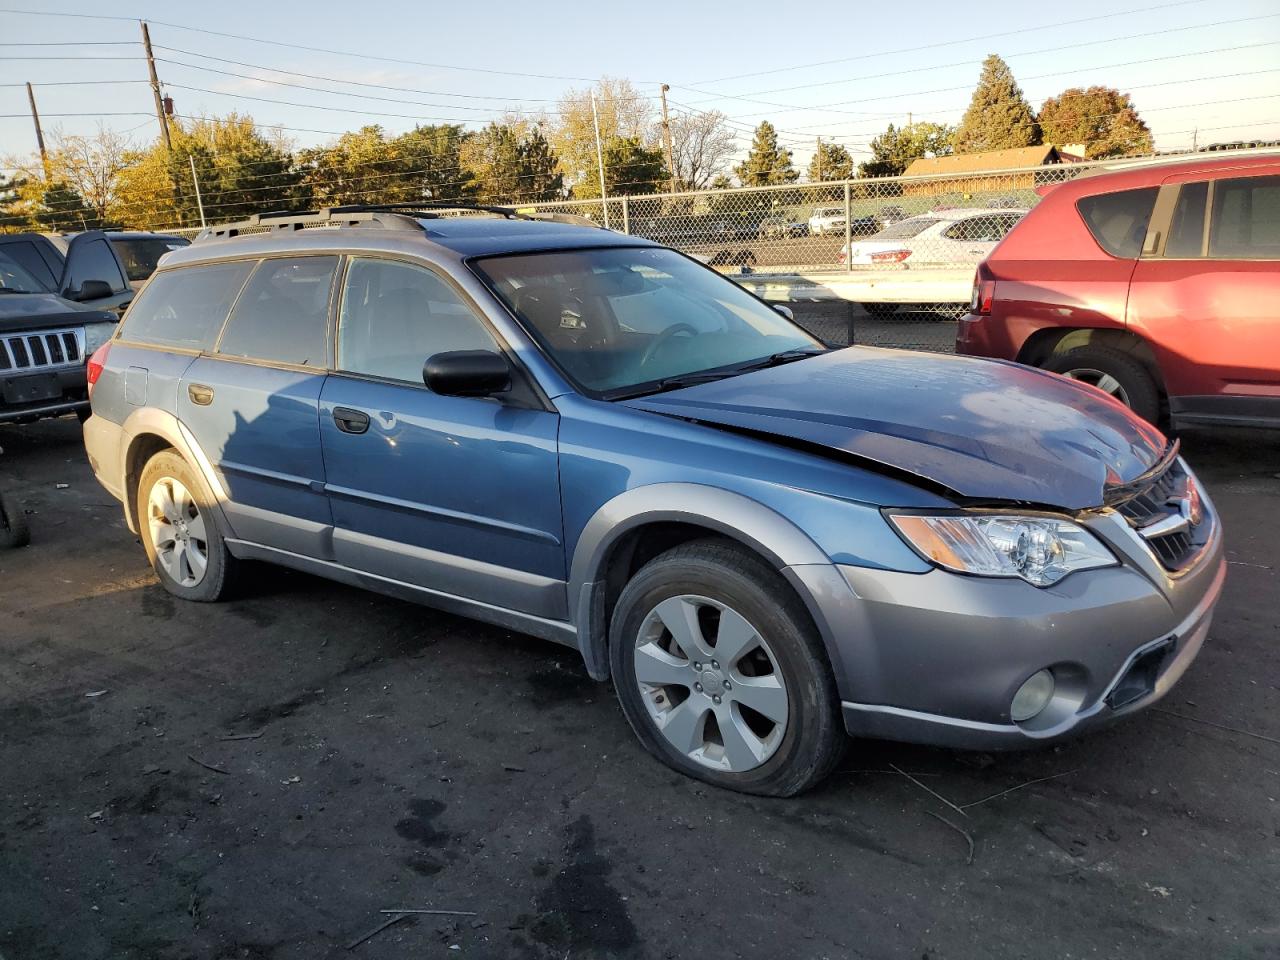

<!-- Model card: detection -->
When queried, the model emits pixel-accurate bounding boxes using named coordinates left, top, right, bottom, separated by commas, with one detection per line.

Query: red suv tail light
left=870, top=249, right=912, bottom=264
left=970, top=274, right=996, bottom=315
left=86, top=342, right=111, bottom=396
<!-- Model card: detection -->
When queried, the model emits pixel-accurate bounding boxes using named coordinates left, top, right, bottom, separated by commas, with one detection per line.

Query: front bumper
left=825, top=504, right=1225, bottom=750
left=0, top=366, right=89, bottom=423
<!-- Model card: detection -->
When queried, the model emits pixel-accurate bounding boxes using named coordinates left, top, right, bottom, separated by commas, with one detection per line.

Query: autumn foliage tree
left=1037, top=86, right=1153, bottom=158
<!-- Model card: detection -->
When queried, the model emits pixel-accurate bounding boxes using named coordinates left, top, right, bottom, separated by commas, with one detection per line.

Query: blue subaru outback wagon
left=83, top=205, right=1225, bottom=796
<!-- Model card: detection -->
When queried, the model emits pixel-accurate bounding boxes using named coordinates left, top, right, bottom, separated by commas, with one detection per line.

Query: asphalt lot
left=2, top=334, right=1278, bottom=959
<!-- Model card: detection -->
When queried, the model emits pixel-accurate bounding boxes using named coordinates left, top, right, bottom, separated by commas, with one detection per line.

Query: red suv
left=957, top=151, right=1280, bottom=428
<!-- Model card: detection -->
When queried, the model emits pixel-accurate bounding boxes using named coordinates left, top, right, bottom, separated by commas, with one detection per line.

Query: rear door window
left=1164, top=182, right=1208, bottom=258
left=119, top=260, right=254, bottom=351
left=1209, top=175, right=1280, bottom=259
left=1077, top=187, right=1158, bottom=258
left=216, top=256, right=338, bottom=367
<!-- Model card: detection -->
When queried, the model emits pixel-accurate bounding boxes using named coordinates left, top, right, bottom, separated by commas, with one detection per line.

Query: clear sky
left=2, top=0, right=1279, bottom=171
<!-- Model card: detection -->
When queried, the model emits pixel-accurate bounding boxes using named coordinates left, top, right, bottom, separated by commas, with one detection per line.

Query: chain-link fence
left=515, top=159, right=1110, bottom=275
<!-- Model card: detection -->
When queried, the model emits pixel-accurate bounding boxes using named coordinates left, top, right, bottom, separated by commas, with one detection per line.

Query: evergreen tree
left=734, top=122, right=798, bottom=186
left=37, top=182, right=100, bottom=231
left=517, top=126, right=564, bottom=201
left=573, top=136, right=667, bottom=198
left=806, top=142, right=855, bottom=182
left=954, top=55, right=1040, bottom=153
left=464, top=123, right=525, bottom=203
left=0, top=172, right=30, bottom=230
left=395, top=124, right=472, bottom=200
left=859, top=122, right=955, bottom=177
left=1037, top=86, right=1153, bottom=159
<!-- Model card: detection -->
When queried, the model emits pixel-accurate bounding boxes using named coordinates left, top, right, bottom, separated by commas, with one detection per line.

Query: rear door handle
left=187, top=383, right=214, bottom=406
left=332, top=406, right=370, bottom=435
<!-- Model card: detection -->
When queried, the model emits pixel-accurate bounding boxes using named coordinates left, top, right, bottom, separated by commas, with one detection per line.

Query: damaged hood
left=623, top=347, right=1168, bottom=510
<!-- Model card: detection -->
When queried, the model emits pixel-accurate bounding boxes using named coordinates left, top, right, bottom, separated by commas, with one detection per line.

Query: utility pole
left=659, top=84, right=677, bottom=193
left=189, top=155, right=207, bottom=227
left=907, top=112, right=912, bottom=128
left=590, top=91, right=611, bottom=229
left=141, top=21, right=171, bottom=151
left=25, top=82, right=48, bottom=177
left=815, top=135, right=822, bottom=182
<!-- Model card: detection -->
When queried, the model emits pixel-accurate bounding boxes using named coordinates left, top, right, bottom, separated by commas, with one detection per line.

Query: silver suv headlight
left=82, top=322, right=115, bottom=357
left=887, top=513, right=1116, bottom=587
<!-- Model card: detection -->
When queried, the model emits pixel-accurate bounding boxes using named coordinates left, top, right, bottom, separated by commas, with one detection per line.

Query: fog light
left=1011, top=669, right=1055, bottom=722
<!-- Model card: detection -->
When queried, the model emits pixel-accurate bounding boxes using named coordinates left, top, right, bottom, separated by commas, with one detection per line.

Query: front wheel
left=609, top=540, right=844, bottom=796
left=137, top=450, right=236, bottom=601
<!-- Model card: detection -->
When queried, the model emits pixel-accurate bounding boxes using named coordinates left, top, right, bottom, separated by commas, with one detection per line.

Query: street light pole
left=590, top=91, right=611, bottom=229
left=660, top=83, right=677, bottom=193
left=189, top=155, right=207, bottom=228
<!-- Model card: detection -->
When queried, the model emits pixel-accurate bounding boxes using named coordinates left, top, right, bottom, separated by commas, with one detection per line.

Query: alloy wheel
left=1061, top=367, right=1131, bottom=405
left=633, top=595, right=789, bottom=772
left=146, top=476, right=208, bottom=587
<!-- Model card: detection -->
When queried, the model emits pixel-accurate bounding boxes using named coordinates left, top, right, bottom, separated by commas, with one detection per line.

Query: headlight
left=887, top=513, right=1115, bottom=587
left=82, top=322, right=115, bottom=356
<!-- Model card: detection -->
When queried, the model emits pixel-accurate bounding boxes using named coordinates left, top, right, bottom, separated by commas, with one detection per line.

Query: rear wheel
left=609, top=540, right=844, bottom=796
left=1044, top=345, right=1161, bottom=424
left=137, top=450, right=236, bottom=601
left=0, top=493, right=30, bottom=549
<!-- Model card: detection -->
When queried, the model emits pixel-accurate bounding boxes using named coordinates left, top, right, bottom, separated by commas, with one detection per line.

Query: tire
left=609, top=539, right=844, bottom=797
left=0, top=493, right=30, bottom=549
left=860, top=302, right=899, bottom=317
left=1044, top=345, right=1161, bottom=424
left=136, top=450, right=236, bottom=601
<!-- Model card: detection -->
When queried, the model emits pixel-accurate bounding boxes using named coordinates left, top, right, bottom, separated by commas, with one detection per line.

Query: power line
left=0, top=8, right=655, bottom=84
left=678, top=12, right=1279, bottom=106
left=690, top=0, right=1211, bottom=84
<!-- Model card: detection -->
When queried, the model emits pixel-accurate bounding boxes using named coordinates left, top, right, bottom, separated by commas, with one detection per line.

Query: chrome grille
left=1109, top=455, right=1206, bottom=572
left=0, top=328, right=83, bottom=373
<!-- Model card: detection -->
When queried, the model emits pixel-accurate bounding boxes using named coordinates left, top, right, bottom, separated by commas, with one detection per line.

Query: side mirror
left=424, top=350, right=511, bottom=397
left=773, top=304, right=794, bottom=321
left=70, top=279, right=113, bottom=302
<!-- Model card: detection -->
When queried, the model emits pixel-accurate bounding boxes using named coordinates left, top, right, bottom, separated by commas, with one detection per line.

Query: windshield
left=870, top=217, right=940, bottom=240
left=0, top=249, right=48, bottom=294
left=473, top=246, right=821, bottom=398
left=108, top=236, right=190, bottom=282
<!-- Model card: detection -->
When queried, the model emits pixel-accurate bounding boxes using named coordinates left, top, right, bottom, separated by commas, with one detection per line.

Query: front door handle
left=187, top=383, right=214, bottom=406
left=332, top=406, right=370, bottom=435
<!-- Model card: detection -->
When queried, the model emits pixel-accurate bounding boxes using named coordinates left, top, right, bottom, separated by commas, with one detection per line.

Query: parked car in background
left=84, top=204, right=1223, bottom=797
left=840, top=208, right=1028, bottom=267
left=1, top=240, right=117, bottom=424
left=957, top=151, right=1280, bottom=428
left=757, top=214, right=808, bottom=240
left=808, top=206, right=846, bottom=236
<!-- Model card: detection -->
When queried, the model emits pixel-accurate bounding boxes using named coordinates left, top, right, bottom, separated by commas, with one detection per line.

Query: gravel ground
left=1, top=327, right=1277, bottom=959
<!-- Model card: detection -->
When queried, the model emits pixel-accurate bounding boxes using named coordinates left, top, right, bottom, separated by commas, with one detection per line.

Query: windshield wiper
left=735, top=347, right=827, bottom=372
left=610, top=348, right=827, bottom=401
left=0, top=288, right=32, bottom=294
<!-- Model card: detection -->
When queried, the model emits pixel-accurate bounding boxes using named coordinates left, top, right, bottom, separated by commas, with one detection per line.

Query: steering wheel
left=640, top=323, right=699, bottom=368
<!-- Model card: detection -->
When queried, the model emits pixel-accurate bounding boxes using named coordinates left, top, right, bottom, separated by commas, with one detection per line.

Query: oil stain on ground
left=528, top=815, right=639, bottom=956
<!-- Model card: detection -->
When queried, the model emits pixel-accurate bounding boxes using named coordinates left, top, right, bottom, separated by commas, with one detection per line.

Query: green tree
left=574, top=136, right=667, bottom=198
left=1037, top=86, right=1153, bottom=159
left=394, top=124, right=471, bottom=200
left=807, top=141, right=855, bottom=181
left=859, top=122, right=956, bottom=177
left=734, top=121, right=798, bottom=186
left=37, top=182, right=101, bottom=231
left=463, top=123, right=525, bottom=202
left=954, top=55, right=1040, bottom=153
left=299, top=125, right=408, bottom=207
left=517, top=126, right=564, bottom=201
left=0, top=172, right=31, bottom=231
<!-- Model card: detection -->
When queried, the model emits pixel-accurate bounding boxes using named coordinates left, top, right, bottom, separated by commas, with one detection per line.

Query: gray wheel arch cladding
left=568, top=482, right=855, bottom=688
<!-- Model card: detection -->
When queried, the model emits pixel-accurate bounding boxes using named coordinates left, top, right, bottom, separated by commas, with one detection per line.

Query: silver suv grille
left=0, top=328, right=84, bottom=373
left=1110, top=456, right=1206, bottom=572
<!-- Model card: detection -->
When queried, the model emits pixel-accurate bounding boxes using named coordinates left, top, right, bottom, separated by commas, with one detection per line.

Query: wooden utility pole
left=815, top=135, right=822, bottom=181
left=26, top=82, right=48, bottom=176
left=659, top=84, right=677, bottom=193
left=141, top=21, right=171, bottom=151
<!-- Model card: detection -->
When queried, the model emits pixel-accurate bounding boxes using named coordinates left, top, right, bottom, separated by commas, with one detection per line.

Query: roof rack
left=194, top=201, right=607, bottom=242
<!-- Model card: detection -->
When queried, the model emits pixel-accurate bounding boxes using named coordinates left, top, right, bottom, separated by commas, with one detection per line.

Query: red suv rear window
left=1076, top=187, right=1158, bottom=258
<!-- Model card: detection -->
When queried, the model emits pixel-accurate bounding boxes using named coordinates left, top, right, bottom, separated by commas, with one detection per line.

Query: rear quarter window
left=1209, top=175, right=1280, bottom=259
left=119, top=260, right=254, bottom=351
left=1076, top=187, right=1158, bottom=258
